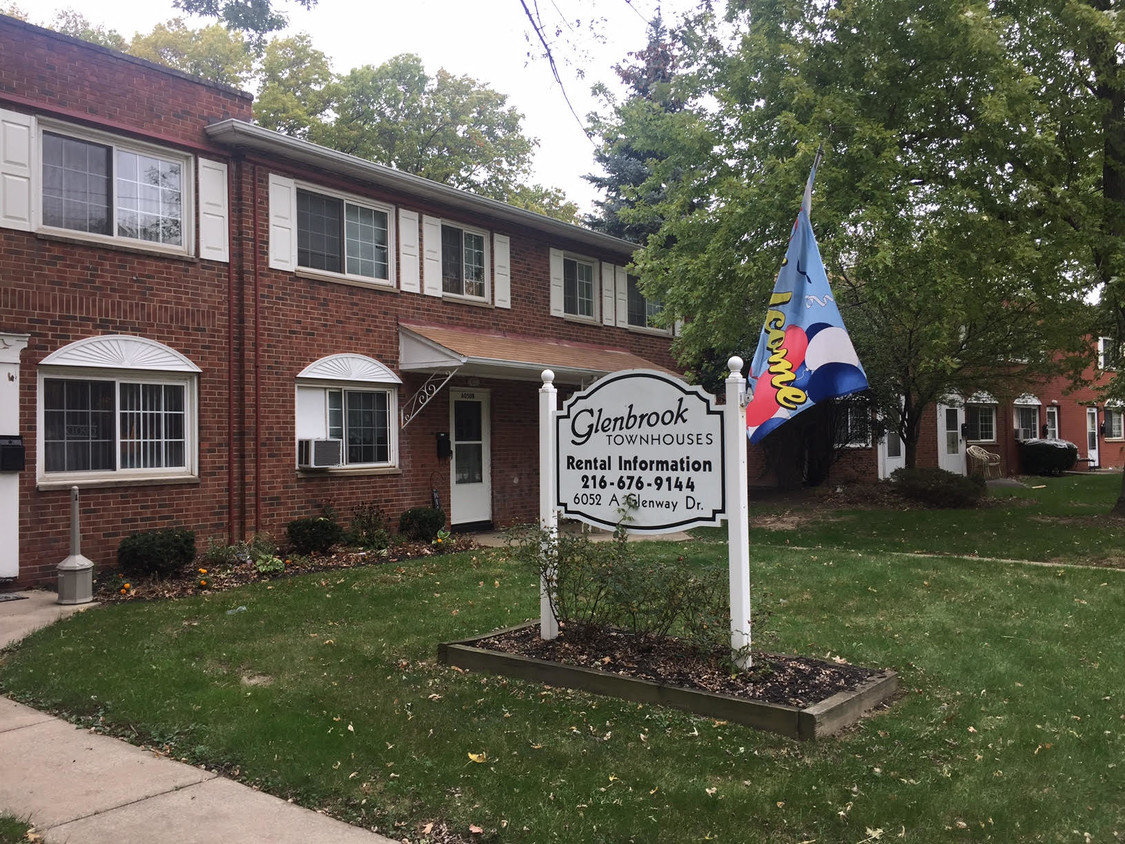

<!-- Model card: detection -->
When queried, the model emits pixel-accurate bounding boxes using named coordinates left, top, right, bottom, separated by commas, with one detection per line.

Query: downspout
left=227, top=155, right=238, bottom=544
left=252, top=162, right=262, bottom=534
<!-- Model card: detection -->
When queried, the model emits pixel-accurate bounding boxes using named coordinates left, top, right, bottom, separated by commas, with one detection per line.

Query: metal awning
left=399, top=323, right=676, bottom=385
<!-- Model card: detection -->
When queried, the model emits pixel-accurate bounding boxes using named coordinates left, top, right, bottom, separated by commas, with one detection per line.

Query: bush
left=890, top=467, right=986, bottom=508
left=348, top=503, right=391, bottom=550
left=1018, top=438, right=1078, bottom=476
left=286, top=515, right=344, bottom=555
left=504, top=525, right=732, bottom=657
left=398, top=507, right=446, bottom=542
left=118, top=528, right=196, bottom=579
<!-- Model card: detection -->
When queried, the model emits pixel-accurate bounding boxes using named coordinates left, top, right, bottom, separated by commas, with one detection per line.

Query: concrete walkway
left=0, top=590, right=396, bottom=844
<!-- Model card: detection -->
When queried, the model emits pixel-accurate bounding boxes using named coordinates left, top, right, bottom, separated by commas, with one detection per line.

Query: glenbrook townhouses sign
left=555, top=370, right=725, bottom=532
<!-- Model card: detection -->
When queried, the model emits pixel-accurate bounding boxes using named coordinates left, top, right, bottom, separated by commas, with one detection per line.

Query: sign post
left=538, top=370, right=559, bottom=640
left=725, top=357, right=751, bottom=668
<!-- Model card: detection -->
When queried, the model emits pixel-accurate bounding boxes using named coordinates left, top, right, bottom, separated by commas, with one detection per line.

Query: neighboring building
left=0, top=16, right=676, bottom=588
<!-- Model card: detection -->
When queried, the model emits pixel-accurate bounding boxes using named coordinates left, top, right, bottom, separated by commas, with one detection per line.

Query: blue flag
left=745, top=154, right=868, bottom=444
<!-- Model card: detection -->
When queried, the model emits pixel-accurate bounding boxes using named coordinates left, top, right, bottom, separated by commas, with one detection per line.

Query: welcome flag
left=745, top=154, right=868, bottom=444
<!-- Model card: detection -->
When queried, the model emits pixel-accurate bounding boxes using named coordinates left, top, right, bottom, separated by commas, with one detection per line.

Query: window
left=563, top=257, right=596, bottom=318
left=42, top=130, right=185, bottom=248
left=627, top=275, right=663, bottom=329
left=38, top=336, right=199, bottom=485
left=965, top=405, right=996, bottom=442
left=1106, top=407, right=1125, bottom=440
left=1098, top=337, right=1123, bottom=371
left=835, top=402, right=872, bottom=447
left=1014, top=406, right=1039, bottom=440
left=441, top=224, right=486, bottom=298
left=297, top=188, right=389, bottom=281
left=296, top=354, right=401, bottom=470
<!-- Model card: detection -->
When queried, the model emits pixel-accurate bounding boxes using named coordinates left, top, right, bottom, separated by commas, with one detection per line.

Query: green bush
left=505, top=525, right=731, bottom=657
left=286, top=516, right=344, bottom=555
left=398, top=507, right=446, bottom=542
left=1018, top=438, right=1078, bottom=476
left=890, top=467, right=986, bottom=508
left=118, top=528, right=196, bottom=579
left=348, top=503, right=391, bottom=550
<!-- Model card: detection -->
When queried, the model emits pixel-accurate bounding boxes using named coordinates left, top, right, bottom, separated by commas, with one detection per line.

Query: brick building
left=0, top=16, right=676, bottom=588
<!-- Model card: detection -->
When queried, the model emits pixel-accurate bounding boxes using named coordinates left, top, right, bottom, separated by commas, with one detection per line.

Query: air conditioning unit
left=297, top=438, right=342, bottom=469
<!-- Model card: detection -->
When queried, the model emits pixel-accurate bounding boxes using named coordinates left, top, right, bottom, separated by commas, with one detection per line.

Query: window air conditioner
left=297, top=438, right=342, bottom=468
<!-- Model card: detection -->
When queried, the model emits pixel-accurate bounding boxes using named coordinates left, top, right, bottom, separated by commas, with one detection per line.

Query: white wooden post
left=539, top=369, right=559, bottom=640
left=725, top=357, right=751, bottom=668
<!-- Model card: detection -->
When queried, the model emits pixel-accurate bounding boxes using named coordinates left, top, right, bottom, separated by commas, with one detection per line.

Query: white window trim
left=296, top=354, right=401, bottom=470
left=1105, top=402, right=1125, bottom=441
left=1014, top=405, right=1039, bottom=441
left=621, top=271, right=671, bottom=335
left=37, top=335, right=200, bottom=487
left=287, top=181, right=397, bottom=287
left=425, top=218, right=492, bottom=303
left=550, top=249, right=603, bottom=323
left=965, top=404, right=998, bottom=444
left=35, top=117, right=196, bottom=258
left=840, top=405, right=873, bottom=448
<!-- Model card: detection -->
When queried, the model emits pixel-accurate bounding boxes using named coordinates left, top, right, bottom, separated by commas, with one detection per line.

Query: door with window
left=449, top=390, right=491, bottom=529
left=1045, top=406, right=1060, bottom=440
left=1087, top=407, right=1100, bottom=468
left=937, top=403, right=967, bottom=475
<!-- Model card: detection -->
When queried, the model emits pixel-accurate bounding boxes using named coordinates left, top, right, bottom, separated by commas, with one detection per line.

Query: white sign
left=555, top=370, right=725, bottom=532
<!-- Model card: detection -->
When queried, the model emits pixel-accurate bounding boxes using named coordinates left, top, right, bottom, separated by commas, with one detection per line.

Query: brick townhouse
left=0, top=15, right=677, bottom=588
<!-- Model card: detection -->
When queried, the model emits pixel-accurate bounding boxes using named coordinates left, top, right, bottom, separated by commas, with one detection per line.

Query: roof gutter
left=204, top=119, right=638, bottom=261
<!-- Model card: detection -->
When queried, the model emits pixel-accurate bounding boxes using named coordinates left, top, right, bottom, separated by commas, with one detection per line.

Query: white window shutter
left=493, top=234, right=511, bottom=309
left=198, top=158, right=229, bottom=263
left=615, top=266, right=629, bottom=328
left=600, top=261, right=615, bottom=326
left=422, top=215, right=443, bottom=297
left=674, top=319, right=683, bottom=337
left=268, top=173, right=297, bottom=271
left=0, top=109, right=34, bottom=232
left=398, top=209, right=420, bottom=293
left=549, top=248, right=564, bottom=317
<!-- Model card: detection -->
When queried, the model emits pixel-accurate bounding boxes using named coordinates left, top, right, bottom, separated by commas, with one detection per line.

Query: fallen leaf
left=468, top=752, right=487, bottom=763
left=422, top=822, right=433, bottom=834
left=706, top=787, right=717, bottom=796
left=469, top=824, right=484, bottom=834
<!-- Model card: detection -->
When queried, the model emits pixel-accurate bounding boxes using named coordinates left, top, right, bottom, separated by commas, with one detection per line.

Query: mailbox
left=436, top=431, right=452, bottom=459
left=0, top=436, right=23, bottom=471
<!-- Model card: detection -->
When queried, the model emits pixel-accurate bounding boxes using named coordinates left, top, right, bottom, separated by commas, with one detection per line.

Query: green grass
left=0, top=814, right=31, bottom=843
left=3, top=508, right=1125, bottom=843
left=724, top=471, right=1125, bottom=565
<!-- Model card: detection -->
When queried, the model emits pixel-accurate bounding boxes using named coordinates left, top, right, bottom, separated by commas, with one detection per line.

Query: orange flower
left=199, top=568, right=208, bottom=574
left=200, top=580, right=208, bottom=587
left=123, top=583, right=131, bottom=589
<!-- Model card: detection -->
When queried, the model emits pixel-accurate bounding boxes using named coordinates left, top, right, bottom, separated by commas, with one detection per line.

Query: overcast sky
left=30, top=0, right=693, bottom=213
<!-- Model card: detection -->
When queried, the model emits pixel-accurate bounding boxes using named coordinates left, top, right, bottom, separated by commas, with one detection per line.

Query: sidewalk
left=0, top=591, right=396, bottom=844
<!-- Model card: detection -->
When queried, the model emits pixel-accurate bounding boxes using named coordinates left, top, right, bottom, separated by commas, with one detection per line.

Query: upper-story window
left=297, top=188, right=389, bottom=280
left=0, top=110, right=229, bottom=260
left=441, top=224, right=487, bottom=298
left=626, top=275, right=663, bottom=329
left=564, top=257, right=596, bottom=318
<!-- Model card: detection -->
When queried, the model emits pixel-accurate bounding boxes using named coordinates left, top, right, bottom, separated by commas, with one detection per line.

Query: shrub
left=1018, top=438, right=1078, bottom=476
left=890, top=467, right=986, bottom=508
left=118, top=528, right=196, bottom=579
left=398, top=507, right=446, bottom=542
left=286, top=515, right=344, bottom=555
left=504, top=524, right=731, bottom=656
left=348, top=503, right=391, bottom=550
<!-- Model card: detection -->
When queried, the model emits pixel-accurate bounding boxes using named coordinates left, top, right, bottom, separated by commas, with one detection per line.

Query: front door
left=0, top=334, right=28, bottom=578
left=937, top=403, right=967, bottom=475
left=449, top=389, right=491, bottom=529
left=1087, top=407, right=1100, bottom=468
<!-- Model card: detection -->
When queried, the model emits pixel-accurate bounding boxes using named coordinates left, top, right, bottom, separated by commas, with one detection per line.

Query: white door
left=1045, top=406, right=1060, bottom=440
left=0, top=334, right=28, bottom=578
left=878, top=425, right=906, bottom=479
left=449, top=389, right=491, bottom=528
left=1087, top=407, right=1100, bottom=468
left=937, top=403, right=967, bottom=475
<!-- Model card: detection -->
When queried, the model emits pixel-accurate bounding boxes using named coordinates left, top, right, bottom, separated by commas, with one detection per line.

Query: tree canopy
left=597, top=0, right=1116, bottom=470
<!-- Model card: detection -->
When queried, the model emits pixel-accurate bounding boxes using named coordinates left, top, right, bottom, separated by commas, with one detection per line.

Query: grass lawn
left=0, top=815, right=31, bottom=844
left=1, top=474, right=1124, bottom=841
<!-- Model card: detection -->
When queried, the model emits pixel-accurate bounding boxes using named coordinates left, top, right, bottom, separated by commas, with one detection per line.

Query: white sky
left=30, top=0, right=692, bottom=213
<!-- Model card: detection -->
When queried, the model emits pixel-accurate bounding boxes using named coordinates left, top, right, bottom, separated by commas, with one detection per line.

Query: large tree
left=129, top=18, right=253, bottom=88
left=616, top=0, right=1098, bottom=470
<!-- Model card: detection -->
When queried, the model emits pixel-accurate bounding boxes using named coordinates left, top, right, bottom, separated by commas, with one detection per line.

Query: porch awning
left=399, top=322, right=677, bottom=385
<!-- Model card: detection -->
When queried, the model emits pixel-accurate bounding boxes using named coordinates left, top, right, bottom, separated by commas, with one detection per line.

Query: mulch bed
left=473, top=623, right=881, bottom=709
